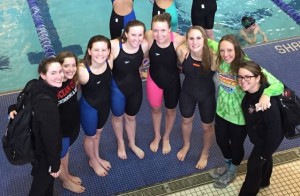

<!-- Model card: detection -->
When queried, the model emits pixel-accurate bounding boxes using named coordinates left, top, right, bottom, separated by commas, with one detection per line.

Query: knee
left=96, top=128, right=103, bottom=136
left=125, top=114, right=136, bottom=123
left=112, top=115, right=123, bottom=123
left=182, top=117, right=193, bottom=126
left=166, top=108, right=176, bottom=116
left=85, top=134, right=97, bottom=140
left=152, top=107, right=161, bottom=114
left=202, top=123, right=215, bottom=132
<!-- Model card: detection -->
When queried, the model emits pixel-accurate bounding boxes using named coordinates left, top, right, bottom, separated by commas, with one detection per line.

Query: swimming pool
left=0, top=0, right=299, bottom=93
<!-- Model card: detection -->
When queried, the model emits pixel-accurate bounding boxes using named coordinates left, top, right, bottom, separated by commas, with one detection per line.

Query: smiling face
left=187, top=29, right=204, bottom=53
left=219, top=40, right=236, bottom=64
left=88, top=41, right=110, bottom=65
left=152, top=21, right=170, bottom=44
left=238, top=67, right=260, bottom=93
left=40, top=62, right=64, bottom=88
left=62, top=57, right=77, bottom=80
left=125, top=25, right=144, bottom=48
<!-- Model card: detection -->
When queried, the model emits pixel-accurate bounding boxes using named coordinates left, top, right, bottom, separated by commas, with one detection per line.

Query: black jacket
left=8, top=78, right=62, bottom=172
left=241, top=84, right=284, bottom=159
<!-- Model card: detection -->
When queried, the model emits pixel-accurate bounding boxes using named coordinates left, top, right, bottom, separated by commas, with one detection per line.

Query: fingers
left=255, top=103, right=271, bottom=111
left=9, top=110, right=17, bottom=119
left=50, top=169, right=61, bottom=178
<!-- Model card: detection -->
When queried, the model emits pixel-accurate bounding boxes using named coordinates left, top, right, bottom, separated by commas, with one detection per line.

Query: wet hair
left=56, top=51, right=78, bottom=82
left=217, top=34, right=246, bottom=74
left=239, top=61, right=268, bottom=85
left=186, top=26, right=212, bottom=72
left=241, top=16, right=256, bottom=29
left=120, top=20, right=146, bottom=43
left=38, top=57, right=60, bottom=75
left=151, top=13, right=172, bottom=29
left=83, top=35, right=111, bottom=66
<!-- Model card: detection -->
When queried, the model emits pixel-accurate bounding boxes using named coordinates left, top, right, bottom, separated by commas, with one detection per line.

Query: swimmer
left=240, top=16, right=268, bottom=45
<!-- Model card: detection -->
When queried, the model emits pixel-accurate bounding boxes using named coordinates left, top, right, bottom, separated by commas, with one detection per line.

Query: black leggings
left=215, top=114, right=247, bottom=166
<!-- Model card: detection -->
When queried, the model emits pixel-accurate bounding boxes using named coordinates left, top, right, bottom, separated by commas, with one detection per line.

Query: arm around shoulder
left=262, top=68, right=284, bottom=97
left=142, top=39, right=149, bottom=58
left=176, top=43, right=188, bottom=64
left=173, top=32, right=186, bottom=49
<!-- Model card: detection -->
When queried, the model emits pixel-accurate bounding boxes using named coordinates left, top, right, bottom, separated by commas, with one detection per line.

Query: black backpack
left=277, top=86, right=300, bottom=140
left=2, top=79, right=50, bottom=165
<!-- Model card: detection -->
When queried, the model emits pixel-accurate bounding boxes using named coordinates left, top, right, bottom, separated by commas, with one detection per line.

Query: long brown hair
left=217, top=34, right=246, bottom=74
left=186, top=26, right=212, bottom=72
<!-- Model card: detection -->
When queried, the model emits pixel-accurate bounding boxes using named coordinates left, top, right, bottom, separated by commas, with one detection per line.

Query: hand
left=50, top=169, right=61, bottom=178
left=255, top=94, right=271, bottom=111
left=253, top=26, right=259, bottom=34
left=9, top=110, right=17, bottom=119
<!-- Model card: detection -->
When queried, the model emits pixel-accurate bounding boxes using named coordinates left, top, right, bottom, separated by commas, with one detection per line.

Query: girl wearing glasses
left=210, top=35, right=283, bottom=189
left=238, top=61, right=283, bottom=195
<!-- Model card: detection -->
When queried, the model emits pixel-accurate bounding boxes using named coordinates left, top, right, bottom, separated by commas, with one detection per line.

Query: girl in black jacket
left=237, top=61, right=284, bottom=196
left=9, top=57, right=64, bottom=196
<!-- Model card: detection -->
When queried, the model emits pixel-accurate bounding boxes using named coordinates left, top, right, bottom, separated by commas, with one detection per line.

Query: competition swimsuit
left=57, top=79, right=80, bottom=157
left=179, top=54, right=216, bottom=123
left=152, top=1, right=178, bottom=32
left=191, top=0, right=217, bottom=29
left=80, top=62, right=112, bottom=136
left=110, top=0, right=136, bottom=39
left=111, top=40, right=144, bottom=116
left=147, top=32, right=180, bottom=109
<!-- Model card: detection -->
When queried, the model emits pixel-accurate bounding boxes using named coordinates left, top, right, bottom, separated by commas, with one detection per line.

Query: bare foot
left=63, top=181, right=86, bottom=193
left=129, top=144, right=145, bottom=159
left=117, top=141, right=127, bottom=160
left=162, top=139, right=171, bottom=155
left=150, top=137, right=161, bottom=152
left=69, top=175, right=82, bottom=185
left=195, top=153, right=209, bottom=169
left=89, top=160, right=108, bottom=176
left=177, top=145, right=190, bottom=161
left=98, top=158, right=111, bottom=171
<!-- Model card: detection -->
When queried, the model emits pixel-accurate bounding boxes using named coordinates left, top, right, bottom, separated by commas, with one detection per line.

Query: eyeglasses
left=237, top=75, right=256, bottom=81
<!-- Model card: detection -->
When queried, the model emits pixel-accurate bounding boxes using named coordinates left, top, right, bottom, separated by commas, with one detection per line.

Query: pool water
left=0, top=0, right=299, bottom=93
left=177, top=0, right=300, bottom=41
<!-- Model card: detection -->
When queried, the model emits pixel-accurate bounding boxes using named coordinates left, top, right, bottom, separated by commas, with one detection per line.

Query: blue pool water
left=0, top=0, right=299, bottom=93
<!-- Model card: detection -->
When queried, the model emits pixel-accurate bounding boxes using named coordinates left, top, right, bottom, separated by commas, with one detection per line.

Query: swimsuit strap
left=119, top=39, right=123, bottom=49
left=170, top=31, right=174, bottom=42
left=85, top=64, right=91, bottom=72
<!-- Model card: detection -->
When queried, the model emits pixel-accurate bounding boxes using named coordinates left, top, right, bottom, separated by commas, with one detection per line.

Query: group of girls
left=8, top=1, right=284, bottom=195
